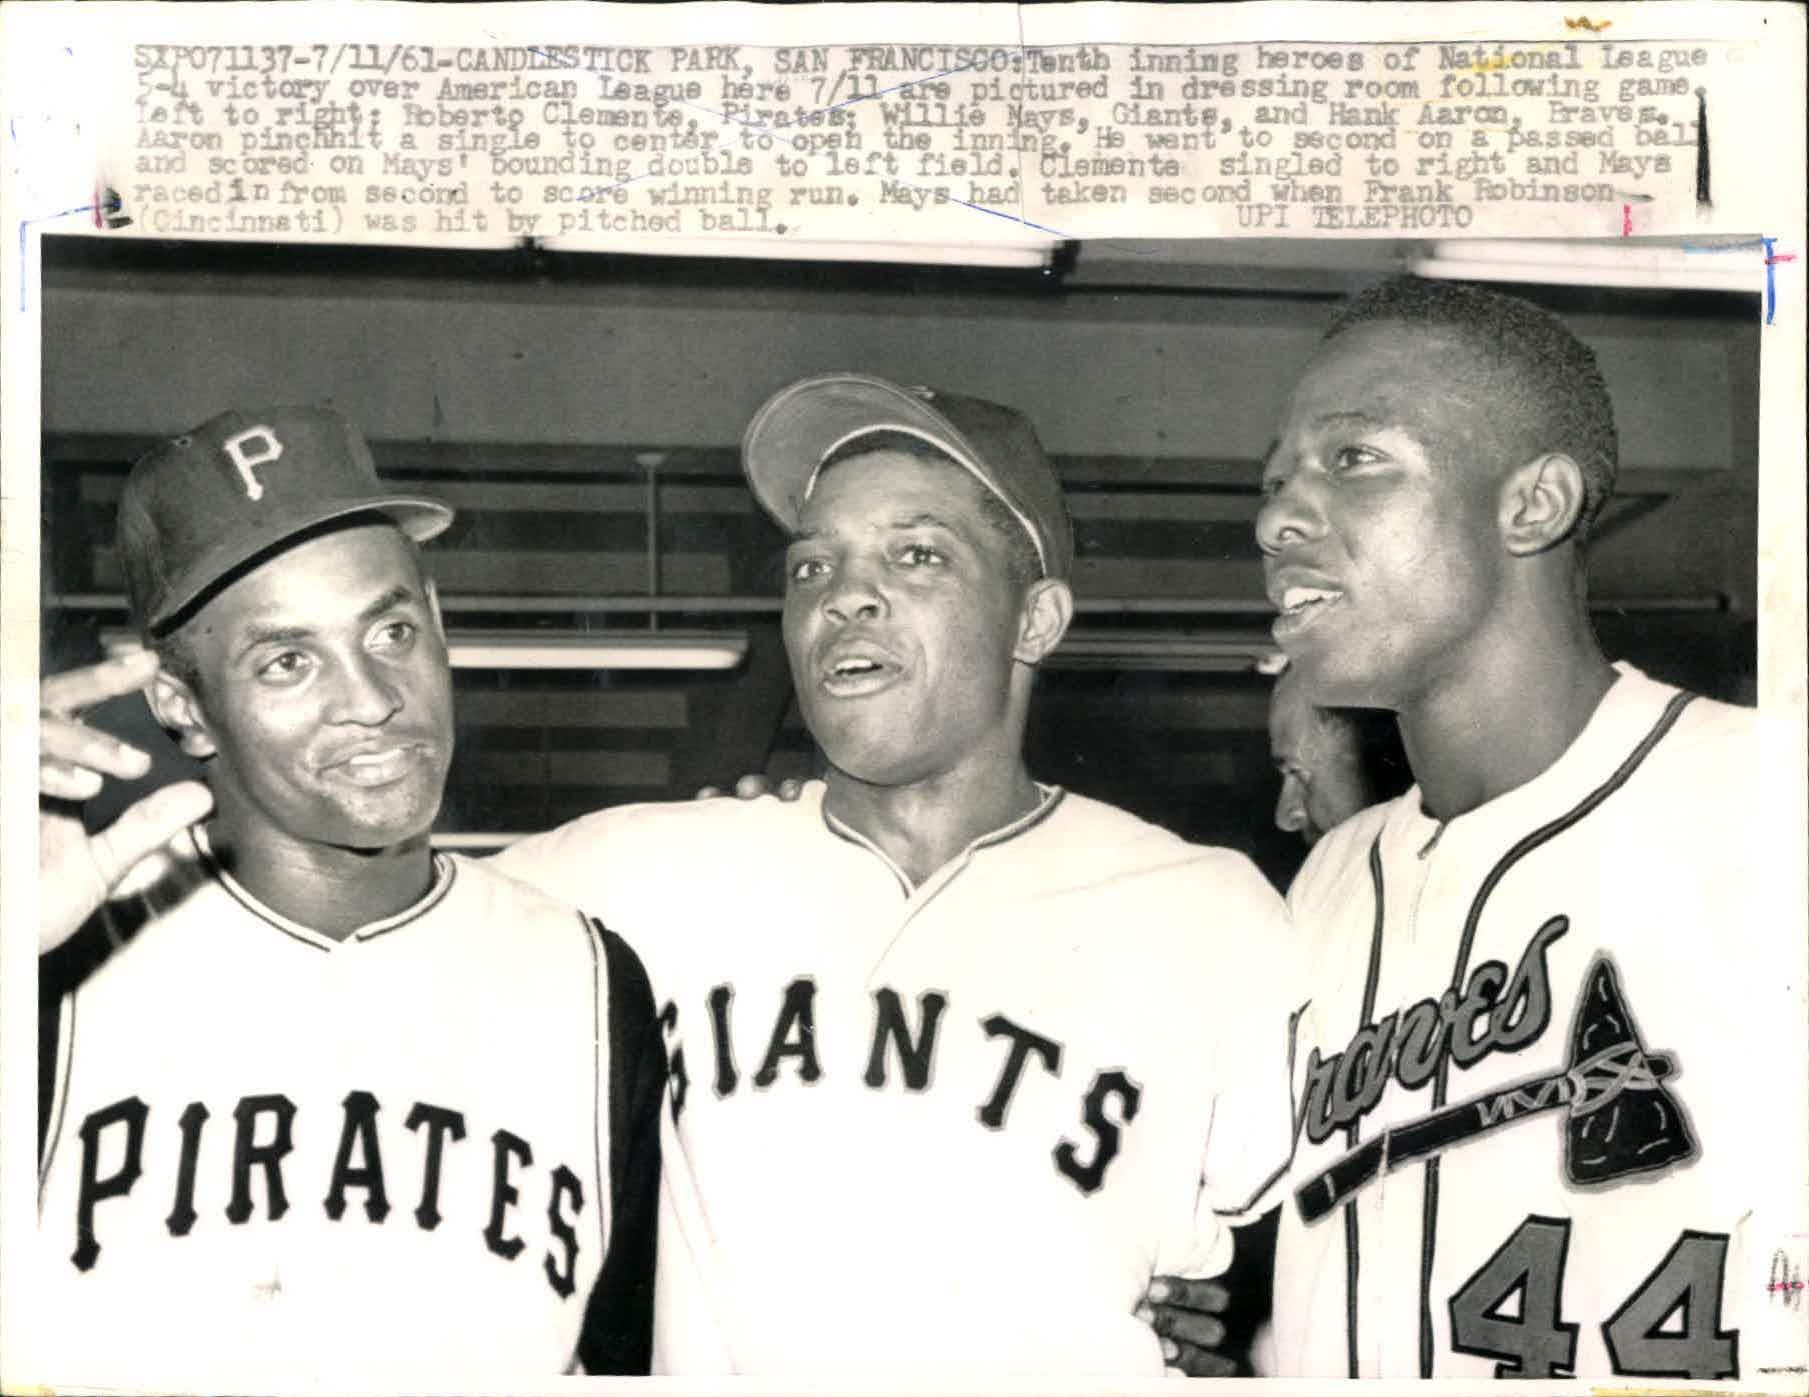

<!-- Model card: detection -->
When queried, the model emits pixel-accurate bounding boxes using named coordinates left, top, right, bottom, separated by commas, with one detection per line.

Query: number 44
left=1449, top=1216, right=1738, bottom=1379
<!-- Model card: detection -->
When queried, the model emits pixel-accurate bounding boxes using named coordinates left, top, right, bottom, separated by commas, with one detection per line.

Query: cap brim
left=742, top=375, right=988, bottom=532
left=147, top=495, right=454, bottom=632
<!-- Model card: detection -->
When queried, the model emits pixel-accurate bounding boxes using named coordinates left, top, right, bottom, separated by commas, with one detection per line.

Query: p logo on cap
left=118, top=405, right=454, bottom=635
left=220, top=425, right=283, bottom=501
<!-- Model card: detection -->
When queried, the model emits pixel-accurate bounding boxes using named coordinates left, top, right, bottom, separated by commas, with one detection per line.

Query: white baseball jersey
left=495, top=783, right=1296, bottom=1375
left=35, top=829, right=663, bottom=1388
left=1268, top=664, right=1807, bottom=1380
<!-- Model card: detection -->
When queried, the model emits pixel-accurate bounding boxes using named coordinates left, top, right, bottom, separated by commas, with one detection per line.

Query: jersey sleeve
left=1151, top=858, right=1301, bottom=1282
left=487, top=809, right=626, bottom=918
left=1199, top=884, right=1305, bottom=1226
left=574, top=923, right=666, bottom=1375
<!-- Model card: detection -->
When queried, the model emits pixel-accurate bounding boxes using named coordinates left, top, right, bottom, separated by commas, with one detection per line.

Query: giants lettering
left=1300, top=916, right=1568, bottom=1147
left=661, top=982, right=1143, bottom=1194
left=62, top=1090, right=583, bottom=1297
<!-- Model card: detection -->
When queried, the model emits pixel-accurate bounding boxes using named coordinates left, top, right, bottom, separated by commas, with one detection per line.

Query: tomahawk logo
left=1296, top=955, right=1697, bottom=1223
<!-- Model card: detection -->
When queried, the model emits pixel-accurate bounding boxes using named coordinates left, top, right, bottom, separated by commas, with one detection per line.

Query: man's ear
left=1014, top=578, right=1074, bottom=666
left=146, top=668, right=216, bottom=760
left=1500, top=452, right=1587, bottom=556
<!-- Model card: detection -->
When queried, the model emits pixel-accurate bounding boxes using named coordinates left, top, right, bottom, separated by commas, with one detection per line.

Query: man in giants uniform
left=1151, top=277, right=1805, bottom=1378
left=34, top=408, right=662, bottom=1386
left=494, top=376, right=1297, bottom=1375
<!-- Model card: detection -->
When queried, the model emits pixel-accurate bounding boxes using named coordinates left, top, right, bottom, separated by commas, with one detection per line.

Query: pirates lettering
left=63, top=1091, right=586, bottom=1298
left=1301, top=916, right=1569, bottom=1145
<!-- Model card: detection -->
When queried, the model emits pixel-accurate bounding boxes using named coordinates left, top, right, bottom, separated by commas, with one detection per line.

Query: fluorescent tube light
left=100, top=628, right=750, bottom=673
left=1411, top=239, right=1765, bottom=293
left=567, top=235, right=1058, bottom=268
left=447, top=630, right=749, bottom=671
left=1050, top=631, right=1282, bottom=673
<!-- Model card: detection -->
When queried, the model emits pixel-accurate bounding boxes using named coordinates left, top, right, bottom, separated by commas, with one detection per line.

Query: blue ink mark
left=14, top=190, right=122, bottom=307
left=560, top=62, right=1053, bottom=249
left=824, top=61, right=982, bottom=112
left=938, top=190, right=1068, bottom=239
left=675, top=98, right=773, bottom=135
left=1683, top=236, right=1794, bottom=324
left=16, top=198, right=114, bottom=310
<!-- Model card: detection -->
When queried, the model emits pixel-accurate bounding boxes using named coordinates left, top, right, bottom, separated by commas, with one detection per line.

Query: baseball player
left=1148, top=277, right=1804, bottom=1378
left=1269, top=662, right=1409, bottom=848
left=34, top=407, right=663, bottom=1386
left=493, top=376, right=1298, bottom=1375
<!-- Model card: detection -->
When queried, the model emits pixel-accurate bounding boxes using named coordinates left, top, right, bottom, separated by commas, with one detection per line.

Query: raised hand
left=39, top=651, right=212, bottom=953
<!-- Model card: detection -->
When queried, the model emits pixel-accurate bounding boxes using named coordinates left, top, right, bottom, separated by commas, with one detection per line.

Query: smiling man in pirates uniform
left=1148, top=277, right=1804, bottom=1379
left=492, top=375, right=1297, bottom=1376
left=34, top=407, right=663, bottom=1387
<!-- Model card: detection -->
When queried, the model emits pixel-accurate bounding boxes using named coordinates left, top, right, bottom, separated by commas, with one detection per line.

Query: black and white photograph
left=4, top=4, right=1805, bottom=1394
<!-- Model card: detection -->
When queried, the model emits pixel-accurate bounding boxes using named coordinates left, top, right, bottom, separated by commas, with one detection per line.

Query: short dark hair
left=1326, top=276, right=1619, bottom=541
left=152, top=630, right=202, bottom=695
left=815, top=429, right=1043, bottom=589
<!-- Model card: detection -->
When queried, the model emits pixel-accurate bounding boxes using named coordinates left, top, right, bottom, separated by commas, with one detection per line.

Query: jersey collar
left=194, top=824, right=457, bottom=951
left=820, top=781, right=1066, bottom=897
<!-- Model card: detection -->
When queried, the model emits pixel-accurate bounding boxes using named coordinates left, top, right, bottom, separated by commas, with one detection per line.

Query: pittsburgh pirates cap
left=742, top=374, right=1074, bottom=581
left=118, top=405, right=454, bottom=634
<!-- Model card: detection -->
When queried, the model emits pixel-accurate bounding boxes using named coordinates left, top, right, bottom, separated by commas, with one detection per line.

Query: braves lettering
left=1295, top=948, right=1698, bottom=1224
left=662, top=982, right=1143, bottom=1195
left=1301, top=916, right=1568, bottom=1146
left=65, top=1090, right=583, bottom=1300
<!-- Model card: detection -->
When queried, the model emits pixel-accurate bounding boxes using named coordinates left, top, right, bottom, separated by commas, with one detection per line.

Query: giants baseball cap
left=742, top=374, right=1074, bottom=580
left=118, top=405, right=454, bottom=633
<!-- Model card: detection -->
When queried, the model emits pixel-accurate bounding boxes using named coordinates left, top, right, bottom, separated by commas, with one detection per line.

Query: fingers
left=41, top=655, right=159, bottom=799
left=1137, top=1277, right=1235, bottom=1377
left=41, top=711, right=153, bottom=785
left=693, top=785, right=723, bottom=801
left=777, top=778, right=802, bottom=802
left=1163, top=1341, right=1237, bottom=1378
left=1143, top=1299, right=1226, bottom=1352
left=41, top=761, right=104, bottom=801
left=88, top=782, right=214, bottom=891
left=733, top=773, right=773, bottom=800
left=40, top=650, right=160, bottom=716
left=1146, top=1276, right=1229, bottom=1314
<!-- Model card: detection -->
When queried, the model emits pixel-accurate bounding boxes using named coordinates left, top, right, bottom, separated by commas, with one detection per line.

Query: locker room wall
left=39, top=239, right=1760, bottom=888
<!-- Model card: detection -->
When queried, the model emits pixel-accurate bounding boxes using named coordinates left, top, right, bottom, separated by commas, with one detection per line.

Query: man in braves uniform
left=493, top=375, right=1298, bottom=1375
left=1148, top=277, right=1805, bottom=1378
left=34, top=407, right=663, bottom=1386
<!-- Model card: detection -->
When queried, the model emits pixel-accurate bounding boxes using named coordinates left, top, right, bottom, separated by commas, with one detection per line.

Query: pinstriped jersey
left=495, top=784, right=1297, bottom=1376
left=1268, top=665, right=1808, bottom=1380
left=34, top=831, right=661, bottom=1388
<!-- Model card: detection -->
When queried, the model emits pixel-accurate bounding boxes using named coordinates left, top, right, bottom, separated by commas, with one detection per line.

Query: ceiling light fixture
left=99, top=628, right=751, bottom=673
left=1410, top=239, right=1766, bottom=293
